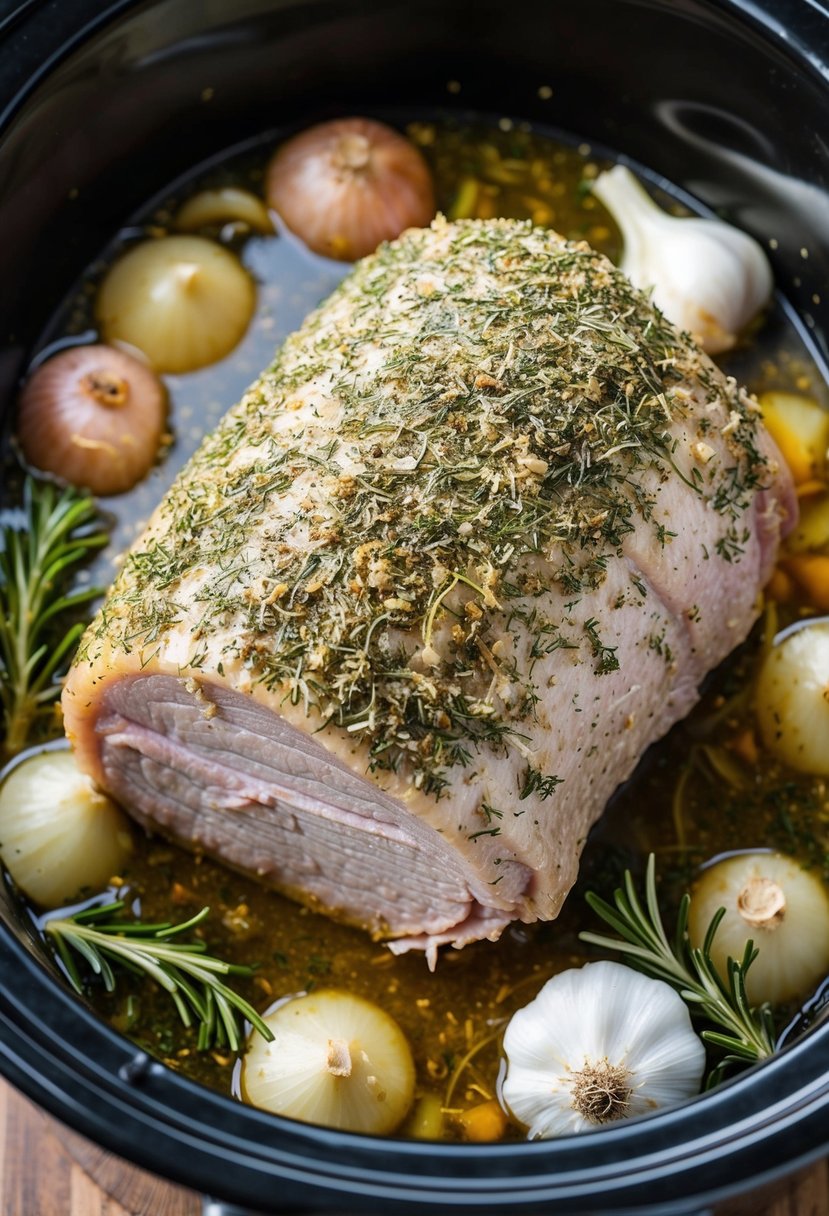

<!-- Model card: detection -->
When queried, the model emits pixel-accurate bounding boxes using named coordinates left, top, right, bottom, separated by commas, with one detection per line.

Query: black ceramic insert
left=0, top=2, right=827, bottom=1212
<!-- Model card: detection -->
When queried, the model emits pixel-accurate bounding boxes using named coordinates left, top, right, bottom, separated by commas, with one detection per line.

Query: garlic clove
left=266, top=118, right=435, bottom=261
left=501, top=961, right=705, bottom=1139
left=592, top=165, right=772, bottom=354
left=755, top=617, right=829, bottom=774
left=241, top=989, right=415, bottom=1134
left=175, top=188, right=275, bottom=235
left=16, top=344, right=166, bottom=496
left=97, top=235, right=255, bottom=374
left=0, top=747, right=133, bottom=908
left=689, top=852, right=829, bottom=1005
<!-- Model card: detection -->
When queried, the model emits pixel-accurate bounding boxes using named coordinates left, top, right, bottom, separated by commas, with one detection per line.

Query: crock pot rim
left=2, top=0, right=829, bottom=146
left=1, top=0, right=828, bottom=1209
left=1, top=897, right=827, bottom=1211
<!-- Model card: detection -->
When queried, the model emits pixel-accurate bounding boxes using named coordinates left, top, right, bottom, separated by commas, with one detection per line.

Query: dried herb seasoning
left=79, top=217, right=769, bottom=797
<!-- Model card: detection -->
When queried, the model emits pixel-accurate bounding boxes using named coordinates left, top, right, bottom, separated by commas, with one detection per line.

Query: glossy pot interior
left=1, top=1, right=828, bottom=1212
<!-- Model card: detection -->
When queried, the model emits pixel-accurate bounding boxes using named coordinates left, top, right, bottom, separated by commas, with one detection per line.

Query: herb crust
left=79, top=217, right=769, bottom=798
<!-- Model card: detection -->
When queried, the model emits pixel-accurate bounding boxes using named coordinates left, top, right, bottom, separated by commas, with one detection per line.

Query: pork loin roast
left=63, top=217, right=795, bottom=962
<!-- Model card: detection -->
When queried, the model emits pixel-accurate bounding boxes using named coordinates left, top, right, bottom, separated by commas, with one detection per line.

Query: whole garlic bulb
left=241, top=989, right=415, bottom=1134
left=266, top=118, right=435, bottom=261
left=689, top=852, right=829, bottom=1005
left=754, top=617, right=829, bottom=774
left=0, top=747, right=132, bottom=908
left=501, top=961, right=705, bottom=1139
left=592, top=165, right=772, bottom=354
left=97, top=235, right=255, bottom=374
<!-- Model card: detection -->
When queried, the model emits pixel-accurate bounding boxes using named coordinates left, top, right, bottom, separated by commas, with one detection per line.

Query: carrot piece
left=729, top=728, right=759, bottom=767
left=458, top=1098, right=509, bottom=1142
left=765, top=566, right=796, bottom=604
left=795, top=479, right=828, bottom=500
left=782, top=554, right=829, bottom=611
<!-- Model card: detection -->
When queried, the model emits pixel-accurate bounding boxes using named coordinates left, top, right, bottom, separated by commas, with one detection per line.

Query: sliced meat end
left=94, top=674, right=530, bottom=945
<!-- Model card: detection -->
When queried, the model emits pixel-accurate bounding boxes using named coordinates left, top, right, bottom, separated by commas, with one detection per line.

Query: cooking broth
left=3, top=113, right=828, bottom=1142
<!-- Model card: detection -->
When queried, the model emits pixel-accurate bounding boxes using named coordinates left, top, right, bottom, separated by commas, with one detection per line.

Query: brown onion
left=16, top=345, right=166, bottom=496
left=266, top=118, right=435, bottom=261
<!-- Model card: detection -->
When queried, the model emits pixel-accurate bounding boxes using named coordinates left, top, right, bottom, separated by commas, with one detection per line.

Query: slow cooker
left=0, top=1, right=827, bottom=1212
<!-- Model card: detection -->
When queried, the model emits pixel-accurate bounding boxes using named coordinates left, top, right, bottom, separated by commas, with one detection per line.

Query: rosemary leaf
left=44, top=901, right=274, bottom=1052
left=580, top=854, right=775, bottom=1081
left=0, top=479, right=107, bottom=755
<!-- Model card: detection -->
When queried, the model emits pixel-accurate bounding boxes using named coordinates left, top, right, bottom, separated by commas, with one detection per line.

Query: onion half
left=175, top=188, right=274, bottom=235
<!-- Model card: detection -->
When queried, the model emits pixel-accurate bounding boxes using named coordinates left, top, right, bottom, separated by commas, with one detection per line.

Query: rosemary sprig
left=580, top=855, right=776, bottom=1086
left=44, top=902, right=274, bottom=1052
left=0, top=478, right=108, bottom=755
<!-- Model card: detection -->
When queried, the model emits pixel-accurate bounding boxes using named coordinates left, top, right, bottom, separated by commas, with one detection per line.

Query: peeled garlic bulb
left=755, top=618, right=829, bottom=774
left=175, top=188, right=274, bottom=235
left=0, top=748, right=133, bottom=908
left=592, top=165, right=772, bottom=354
left=16, top=344, right=166, bottom=495
left=501, top=961, right=705, bottom=1139
left=689, top=852, right=829, bottom=1005
left=241, top=989, right=415, bottom=1134
left=266, top=117, right=435, bottom=261
left=97, top=236, right=255, bottom=373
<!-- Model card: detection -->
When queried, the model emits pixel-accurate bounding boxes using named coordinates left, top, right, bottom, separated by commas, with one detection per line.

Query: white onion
left=241, top=989, right=415, bottom=1133
left=175, top=188, right=274, bottom=235
left=97, top=235, right=255, bottom=373
left=689, top=852, right=829, bottom=1005
left=0, top=748, right=133, bottom=908
left=16, top=344, right=166, bottom=496
left=266, top=118, right=435, bottom=261
left=755, top=618, right=829, bottom=774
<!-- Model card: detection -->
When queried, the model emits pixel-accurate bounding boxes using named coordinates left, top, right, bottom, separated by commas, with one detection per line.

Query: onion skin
left=97, top=235, right=255, bottom=374
left=266, top=118, right=436, bottom=261
left=17, top=345, right=166, bottom=496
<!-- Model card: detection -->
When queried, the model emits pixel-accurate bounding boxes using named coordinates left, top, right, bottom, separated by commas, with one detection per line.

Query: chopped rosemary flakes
left=77, top=217, right=769, bottom=796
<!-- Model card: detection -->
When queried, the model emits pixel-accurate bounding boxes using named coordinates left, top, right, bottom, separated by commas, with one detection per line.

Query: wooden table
left=1, top=1077, right=826, bottom=1216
